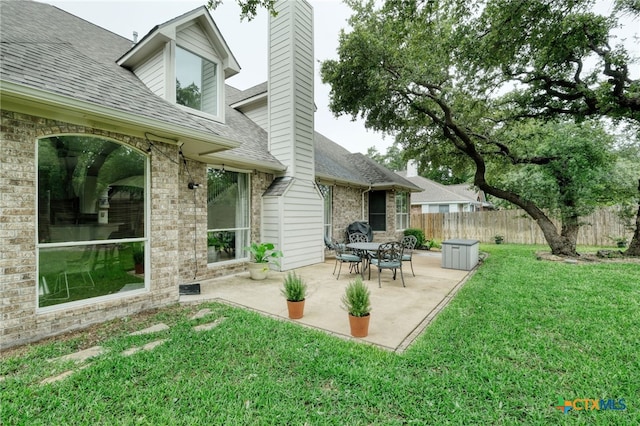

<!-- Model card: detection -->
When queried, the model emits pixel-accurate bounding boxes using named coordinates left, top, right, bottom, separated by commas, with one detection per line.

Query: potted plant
left=281, top=271, right=307, bottom=319
left=132, top=243, right=144, bottom=274
left=207, top=233, right=224, bottom=263
left=341, top=276, right=371, bottom=338
left=494, top=235, right=504, bottom=245
left=245, top=242, right=283, bottom=280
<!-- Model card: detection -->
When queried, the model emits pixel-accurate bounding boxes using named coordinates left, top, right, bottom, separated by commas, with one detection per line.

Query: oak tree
left=321, top=0, right=640, bottom=256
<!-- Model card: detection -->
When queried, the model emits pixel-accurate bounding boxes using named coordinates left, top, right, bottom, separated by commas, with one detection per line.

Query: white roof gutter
left=1, top=81, right=240, bottom=154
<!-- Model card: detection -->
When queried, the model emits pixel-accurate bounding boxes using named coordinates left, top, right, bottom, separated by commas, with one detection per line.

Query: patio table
left=346, top=242, right=382, bottom=276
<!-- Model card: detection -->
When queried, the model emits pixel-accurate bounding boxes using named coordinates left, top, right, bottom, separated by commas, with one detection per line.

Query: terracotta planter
left=348, top=313, right=370, bottom=338
left=286, top=300, right=305, bottom=319
left=134, top=263, right=144, bottom=274
left=248, top=262, right=269, bottom=280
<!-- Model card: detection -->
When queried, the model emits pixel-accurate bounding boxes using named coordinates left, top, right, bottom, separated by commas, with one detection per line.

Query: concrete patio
left=179, top=251, right=475, bottom=352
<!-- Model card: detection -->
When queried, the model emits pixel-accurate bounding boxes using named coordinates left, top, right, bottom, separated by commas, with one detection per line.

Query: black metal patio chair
left=369, top=241, right=405, bottom=288
left=331, top=239, right=363, bottom=279
left=400, top=235, right=418, bottom=277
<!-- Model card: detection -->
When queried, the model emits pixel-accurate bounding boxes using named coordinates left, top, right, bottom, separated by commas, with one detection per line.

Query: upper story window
left=176, top=46, right=218, bottom=116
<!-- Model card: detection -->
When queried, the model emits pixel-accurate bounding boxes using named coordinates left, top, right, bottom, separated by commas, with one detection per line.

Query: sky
left=46, top=0, right=392, bottom=155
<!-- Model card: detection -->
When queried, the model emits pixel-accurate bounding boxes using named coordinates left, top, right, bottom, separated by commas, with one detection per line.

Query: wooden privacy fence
left=410, top=208, right=633, bottom=246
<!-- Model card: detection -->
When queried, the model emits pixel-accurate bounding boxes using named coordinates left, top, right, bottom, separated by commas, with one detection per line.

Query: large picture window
left=207, top=168, right=250, bottom=263
left=369, top=191, right=386, bottom=231
left=37, top=136, right=147, bottom=308
left=176, top=46, right=219, bottom=116
left=395, top=191, right=409, bottom=230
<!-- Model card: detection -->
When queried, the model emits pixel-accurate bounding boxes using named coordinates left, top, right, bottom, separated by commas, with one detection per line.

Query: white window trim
left=35, top=134, right=151, bottom=312
left=206, top=167, right=251, bottom=264
left=395, top=191, right=409, bottom=231
left=174, top=44, right=225, bottom=123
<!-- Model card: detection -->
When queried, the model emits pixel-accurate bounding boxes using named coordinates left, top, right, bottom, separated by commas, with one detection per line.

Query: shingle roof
left=226, top=84, right=420, bottom=190
left=227, top=82, right=268, bottom=105
left=0, top=0, right=420, bottom=189
left=263, top=176, right=293, bottom=196
left=314, top=132, right=420, bottom=191
left=395, top=172, right=481, bottom=204
left=0, top=1, right=232, bottom=137
left=1, top=0, right=282, bottom=168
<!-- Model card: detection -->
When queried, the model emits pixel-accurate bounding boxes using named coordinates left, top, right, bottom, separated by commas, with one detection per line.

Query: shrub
left=404, top=228, right=426, bottom=248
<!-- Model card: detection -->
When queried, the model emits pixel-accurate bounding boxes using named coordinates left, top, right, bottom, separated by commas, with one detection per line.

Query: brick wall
left=330, top=185, right=363, bottom=243
left=329, top=185, right=403, bottom=243
left=250, top=171, right=274, bottom=244
left=0, top=110, right=183, bottom=350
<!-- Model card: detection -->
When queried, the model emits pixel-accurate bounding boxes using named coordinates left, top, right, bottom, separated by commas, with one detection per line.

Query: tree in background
left=176, top=80, right=202, bottom=111
left=365, top=144, right=405, bottom=172
left=488, top=120, right=619, bottom=244
left=321, top=0, right=640, bottom=256
left=367, top=142, right=473, bottom=185
left=207, top=0, right=276, bottom=20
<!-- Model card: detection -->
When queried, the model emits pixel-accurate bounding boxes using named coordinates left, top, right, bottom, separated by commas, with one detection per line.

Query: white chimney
left=268, top=0, right=314, bottom=181
left=261, top=0, right=323, bottom=271
left=407, top=160, right=419, bottom=177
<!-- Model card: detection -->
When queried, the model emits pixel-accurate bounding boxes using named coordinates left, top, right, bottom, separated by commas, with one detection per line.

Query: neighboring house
left=0, top=0, right=419, bottom=349
left=397, top=162, right=492, bottom=214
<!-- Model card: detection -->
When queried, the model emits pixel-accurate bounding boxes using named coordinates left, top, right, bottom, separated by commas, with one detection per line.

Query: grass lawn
left=1, top=245, right=638, bottom=424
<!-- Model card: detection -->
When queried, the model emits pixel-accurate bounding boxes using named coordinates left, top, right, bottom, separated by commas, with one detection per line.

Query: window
left=176, top=46, right=219, bottom=116
left=438, top=204, right=450, bottom=213
left=369, top=191, right=386, bottom=231
left=318, top=184, right=332, bottom=240
left=37, top=136, right=147, bottom=308
left=207, top=168, right=250, bottom=263
left=395, top=191, right=409, bottom=230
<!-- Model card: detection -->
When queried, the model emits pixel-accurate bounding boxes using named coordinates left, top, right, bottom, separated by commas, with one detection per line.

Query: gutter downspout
left=361, top=184, right=372, bottom=221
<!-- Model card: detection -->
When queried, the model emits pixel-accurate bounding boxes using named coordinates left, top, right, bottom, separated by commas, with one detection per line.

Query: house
left=0, top=0, right=419, bottom=349
left=397, top=162, right=492, bottom=214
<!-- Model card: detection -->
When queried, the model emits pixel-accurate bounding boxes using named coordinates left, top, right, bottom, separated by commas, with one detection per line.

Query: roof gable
left=1, top=0, right=240, bottom=155
left=117, top=6, right=240, bottom=79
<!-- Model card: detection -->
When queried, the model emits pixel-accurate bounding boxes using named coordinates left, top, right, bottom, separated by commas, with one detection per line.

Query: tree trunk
left=478, top=184, right=579, bottom=257
left=624, top=179, right=640, bottom=256
left=443, top=116, right=580, bottom=257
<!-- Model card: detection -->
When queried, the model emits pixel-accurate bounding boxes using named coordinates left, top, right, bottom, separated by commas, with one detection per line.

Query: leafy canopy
left=321, top=0, right=640, bottom=256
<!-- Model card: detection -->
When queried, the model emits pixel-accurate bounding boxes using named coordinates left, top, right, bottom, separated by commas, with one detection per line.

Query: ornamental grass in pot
left=281, top=271, right=307, bottom=319
left=342, top=276, right=371, bottom=337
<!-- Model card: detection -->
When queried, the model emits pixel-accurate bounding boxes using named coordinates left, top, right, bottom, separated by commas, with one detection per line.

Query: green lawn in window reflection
left=38, top=243, right=145, bottom=308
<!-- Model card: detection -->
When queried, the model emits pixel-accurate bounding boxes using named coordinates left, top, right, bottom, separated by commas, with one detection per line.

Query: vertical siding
left=133, top=49, right=165, bottom=97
